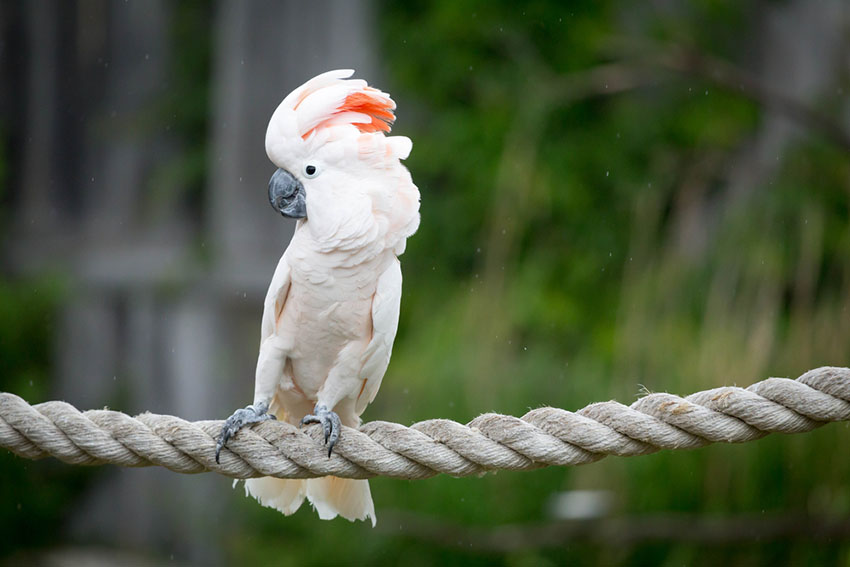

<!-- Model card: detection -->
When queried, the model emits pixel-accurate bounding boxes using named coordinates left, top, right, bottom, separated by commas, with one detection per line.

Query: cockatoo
left=215, top=70, right=420, bottom=527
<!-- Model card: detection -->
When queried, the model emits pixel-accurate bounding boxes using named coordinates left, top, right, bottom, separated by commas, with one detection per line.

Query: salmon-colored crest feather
left=302, top=90, right=396, bottom=139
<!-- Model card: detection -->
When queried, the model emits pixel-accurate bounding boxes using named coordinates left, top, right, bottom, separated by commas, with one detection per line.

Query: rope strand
left=1, top=366, right=848, bottom=480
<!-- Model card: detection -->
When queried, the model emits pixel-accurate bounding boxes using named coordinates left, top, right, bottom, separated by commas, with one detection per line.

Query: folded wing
left=356, top=257, right=403, bottom=415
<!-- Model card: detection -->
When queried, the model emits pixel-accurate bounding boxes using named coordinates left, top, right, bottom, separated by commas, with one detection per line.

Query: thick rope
left=1, top=366, right=848, bottom=480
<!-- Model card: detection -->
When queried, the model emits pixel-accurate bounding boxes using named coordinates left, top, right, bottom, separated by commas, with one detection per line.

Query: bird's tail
left=243, top=476, right=307, bottom=516
left=243, top=477, right=375, bottom=526
left=307, top=476, right=375, bottom=526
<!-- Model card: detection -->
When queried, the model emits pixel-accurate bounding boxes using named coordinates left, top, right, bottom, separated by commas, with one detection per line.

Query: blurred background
left=1, top=0, right=849, bottom=565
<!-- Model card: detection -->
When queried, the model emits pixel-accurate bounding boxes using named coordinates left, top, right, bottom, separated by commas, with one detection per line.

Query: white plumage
left=241, top=70, right=420, bottom=526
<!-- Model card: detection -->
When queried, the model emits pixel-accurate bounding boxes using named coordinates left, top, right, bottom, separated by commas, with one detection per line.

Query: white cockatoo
left=215, top=70, right=420, bottom=527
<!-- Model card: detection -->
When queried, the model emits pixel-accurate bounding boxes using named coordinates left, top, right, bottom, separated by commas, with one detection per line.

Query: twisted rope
left=1, top=367, right=848, bottom=480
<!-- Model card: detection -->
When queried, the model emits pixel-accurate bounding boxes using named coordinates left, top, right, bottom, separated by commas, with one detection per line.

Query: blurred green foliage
left=0, top=277, right=100, bottom=558
left=235, top=1, right=850, bottom=565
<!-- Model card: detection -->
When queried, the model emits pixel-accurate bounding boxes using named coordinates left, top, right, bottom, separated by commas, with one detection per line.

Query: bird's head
left=263, top=70, right=419, bottom=249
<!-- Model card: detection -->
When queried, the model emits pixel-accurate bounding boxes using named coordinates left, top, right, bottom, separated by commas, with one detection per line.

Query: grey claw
left=326, top=411, right=341, bottom=457
left=300, top=404, right=342, bottom=457
left=322, top=417, right=331, bottom=443
left=215, top=402, right=274, bottom=464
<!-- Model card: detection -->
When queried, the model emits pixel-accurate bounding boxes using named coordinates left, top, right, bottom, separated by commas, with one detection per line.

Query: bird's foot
left=215, top=401, right=276, bottom=463
left=300, top=404, right=341, bottom=457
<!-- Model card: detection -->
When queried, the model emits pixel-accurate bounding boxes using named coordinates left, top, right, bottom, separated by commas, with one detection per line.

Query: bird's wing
left=254, top=253, right=292, bottom=406
left=260, top=253, right=292, bottom=342
left=355, top=257, right=403, bottom=415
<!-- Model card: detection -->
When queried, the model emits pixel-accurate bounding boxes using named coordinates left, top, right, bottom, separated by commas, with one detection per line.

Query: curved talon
left=215, top=402, right=275, bottom=464
left=300, top=404, right=342, bottom=457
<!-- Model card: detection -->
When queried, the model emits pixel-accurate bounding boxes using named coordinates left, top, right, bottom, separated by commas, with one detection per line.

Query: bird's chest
left=283, top=259, right=377, bottom=347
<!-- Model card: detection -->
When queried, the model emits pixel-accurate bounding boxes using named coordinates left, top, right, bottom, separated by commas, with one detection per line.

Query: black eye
left=304, top=164, right=318, bottom=178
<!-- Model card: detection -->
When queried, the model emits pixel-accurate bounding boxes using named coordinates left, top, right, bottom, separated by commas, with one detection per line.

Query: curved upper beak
left=268, top=168, right=307, bottom=219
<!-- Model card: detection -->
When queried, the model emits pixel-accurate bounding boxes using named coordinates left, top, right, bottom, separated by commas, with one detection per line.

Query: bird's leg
left=300, top=403, right=342, bottom=457
left=215, top=401, right=276, bottom=463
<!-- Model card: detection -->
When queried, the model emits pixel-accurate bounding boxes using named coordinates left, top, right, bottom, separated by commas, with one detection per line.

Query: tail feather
left=244, top=477, right=307, bottom=516
left=243, top=476, right=375, bottom=526
left=306, top=477, right=376, bottom=527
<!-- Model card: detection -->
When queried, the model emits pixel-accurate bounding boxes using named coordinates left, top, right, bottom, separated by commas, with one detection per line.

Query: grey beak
left=268, top=168, right=307, bottom=219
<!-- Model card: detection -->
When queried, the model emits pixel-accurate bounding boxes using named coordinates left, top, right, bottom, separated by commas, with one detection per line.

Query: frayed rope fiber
left=1, top=367, right=848, bottom=480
